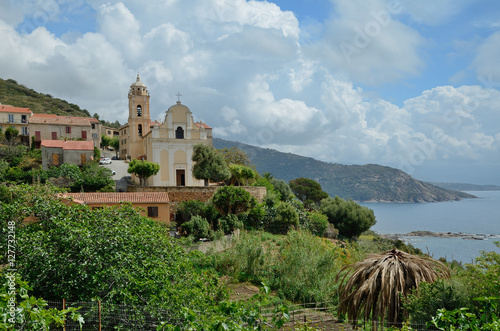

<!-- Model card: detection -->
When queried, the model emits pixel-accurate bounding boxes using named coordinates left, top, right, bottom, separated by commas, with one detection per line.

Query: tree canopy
left=127, top=159, right=160, bottom=186
left=289, top=177, right=329, bottom=207
left=219, top=147, right=252, bottom=167
left=229, top=164, right=256, bottom=186
left=320, top=196, right=376, bottom=238
left=192, top=144, right=230, bottom=186
left=211, top=185, right=257, bottom=216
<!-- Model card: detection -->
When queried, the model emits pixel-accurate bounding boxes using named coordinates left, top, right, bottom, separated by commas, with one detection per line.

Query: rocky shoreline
left=380, top=231, right=500, bottom=241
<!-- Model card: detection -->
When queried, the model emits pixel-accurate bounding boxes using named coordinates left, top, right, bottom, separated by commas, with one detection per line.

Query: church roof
left=194, top=122, right=211, bottom=129
left=131, top=74, right=147, bottom=88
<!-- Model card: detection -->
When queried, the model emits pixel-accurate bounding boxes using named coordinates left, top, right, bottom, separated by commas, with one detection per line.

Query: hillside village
left=0, top=75, right=269, bottom=224
left=1, top=76, right=499, bottom=330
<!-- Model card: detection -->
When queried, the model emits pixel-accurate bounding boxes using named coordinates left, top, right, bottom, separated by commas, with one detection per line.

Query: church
left=119, top=75, right=213, bottom=187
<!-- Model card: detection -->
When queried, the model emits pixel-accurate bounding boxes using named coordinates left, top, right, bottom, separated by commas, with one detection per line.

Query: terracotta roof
left=30, top=114, right=58, bottom=118
left=0, top=105, right=32, bottom=114
left=194, top=122, right=211, bottom=129
left=30, top=114, right=99, bottom=125
left=31, top=114, right=91, bottom=126
left=41, top=140, right=94, bottom=150
left=66, top=192, right=170, bottom=204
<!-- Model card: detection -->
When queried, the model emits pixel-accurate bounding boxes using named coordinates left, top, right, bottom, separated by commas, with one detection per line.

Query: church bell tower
left=127, top=74, right=151, bottom=158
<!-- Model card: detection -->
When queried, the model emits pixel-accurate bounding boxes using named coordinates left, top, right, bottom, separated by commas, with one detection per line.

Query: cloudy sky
left=1, top=0, right=499, bottom=184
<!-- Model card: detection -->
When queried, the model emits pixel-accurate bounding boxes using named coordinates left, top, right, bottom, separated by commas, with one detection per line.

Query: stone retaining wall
left=128, top=185, right=267, bottom=204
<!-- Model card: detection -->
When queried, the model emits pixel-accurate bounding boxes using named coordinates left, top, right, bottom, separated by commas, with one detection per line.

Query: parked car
left=99, top=157, right=112, bottom=165
left=111, top=156, right=118, bottom=160
left=110, top=170, right=116, bottom=175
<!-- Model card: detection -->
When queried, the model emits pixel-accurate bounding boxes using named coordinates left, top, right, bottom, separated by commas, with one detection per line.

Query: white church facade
left=119, top=75, right=212, bottom=187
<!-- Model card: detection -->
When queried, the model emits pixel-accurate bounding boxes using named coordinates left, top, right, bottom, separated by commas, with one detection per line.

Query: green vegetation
left=0, top=78, right=91, bottom=117
left=1, top=184, right=226, bottom=328
left=127, top=159, right=160, bottom=186
left=0, top=273, right=84, bottom=329
left=212, top=185, right=257, bottom=216
left=229, top=163, right=256, bottom=186
left=320, top=196, right=377, bottom=238
left=192, top=143, right=231, bottom=185
left=289, top=177, right=329, bottom=208
left=219, top=146, right=253, bottom=167
left=0, top=183, right=498, bottom=329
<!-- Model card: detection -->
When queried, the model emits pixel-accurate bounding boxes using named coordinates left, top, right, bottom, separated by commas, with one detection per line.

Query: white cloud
left=473, top=31, right=500, bottom=84
left=97, top=3, right=142, bottom=60
left=204, top=0, right=299, bottom=38
left=400, top=0, right=469, bottom=25
left=307, top=0, right=425, bottom=85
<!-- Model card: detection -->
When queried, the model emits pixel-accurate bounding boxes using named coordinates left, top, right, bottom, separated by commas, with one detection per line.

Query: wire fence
left=46, top=300, right=182, bottom=330
left=39, top=300, right=436, bottom=330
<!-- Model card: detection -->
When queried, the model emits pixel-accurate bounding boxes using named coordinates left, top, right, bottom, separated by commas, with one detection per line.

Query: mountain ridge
left=213, top=138, right=476, bottom=203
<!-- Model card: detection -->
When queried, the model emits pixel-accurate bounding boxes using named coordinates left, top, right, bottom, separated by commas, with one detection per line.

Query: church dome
left=167, top=101, right=191, bottom=112
left=131, top=74, right=147, bottom=88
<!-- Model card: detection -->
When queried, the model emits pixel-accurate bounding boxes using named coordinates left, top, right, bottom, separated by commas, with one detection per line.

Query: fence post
left=63, top=298, right=66, bottom=331
left=98, top=300, right=102, bottom=331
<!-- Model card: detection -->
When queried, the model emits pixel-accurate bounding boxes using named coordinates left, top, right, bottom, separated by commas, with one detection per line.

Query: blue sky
left=1, top=0, right=499, bottom=185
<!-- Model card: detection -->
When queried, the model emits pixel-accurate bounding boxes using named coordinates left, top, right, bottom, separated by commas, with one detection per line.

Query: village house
left=101, top=125, right=120, bottom=141
left=120, top=74, right=213, bottom=187
left=0, top=104, right=32, bottom=145
left=65, top=192, right=171, bottom=223
left=29, top=113, right=101, bottom=149
left=40, top=140, right=94, bottom=170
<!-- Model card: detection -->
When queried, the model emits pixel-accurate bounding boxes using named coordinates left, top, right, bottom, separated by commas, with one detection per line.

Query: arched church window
left=138, top=124, right=142, bottom=137
left=137, top=105, right=142, bottom=116
left=176, top=126, right=184, bottom=139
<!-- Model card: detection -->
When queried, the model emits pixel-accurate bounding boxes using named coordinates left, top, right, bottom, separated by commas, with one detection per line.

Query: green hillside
left=0, top=77, right=91, bottom=117
left=214, top=138, right=476, bottom=203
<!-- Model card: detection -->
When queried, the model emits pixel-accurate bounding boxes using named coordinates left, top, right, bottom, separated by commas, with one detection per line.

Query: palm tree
left=337, top=249, right=450, bottom=329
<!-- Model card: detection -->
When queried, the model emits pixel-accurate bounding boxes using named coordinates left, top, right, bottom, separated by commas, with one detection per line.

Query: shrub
left=320, top=196, right=376, bottom=238
left=212, top=186, right=257, bottom=216
left=242, top=204, right=266, bottom=230
left=301, top=211, right=329, bottom=237
left=175, top=200, right=220, bottom=227
left=269, top=202, right=299, bottom=234
left=403, top=280, right=471, bottom=325
left=218, top=214, right=244, bottom=234
left=182, top=215, right=211, bottom=240
left=462, top=243, right=500, bottom=303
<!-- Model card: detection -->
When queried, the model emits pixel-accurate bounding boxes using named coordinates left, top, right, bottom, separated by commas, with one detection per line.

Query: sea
left=361, top=191, right=500, bottom=263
